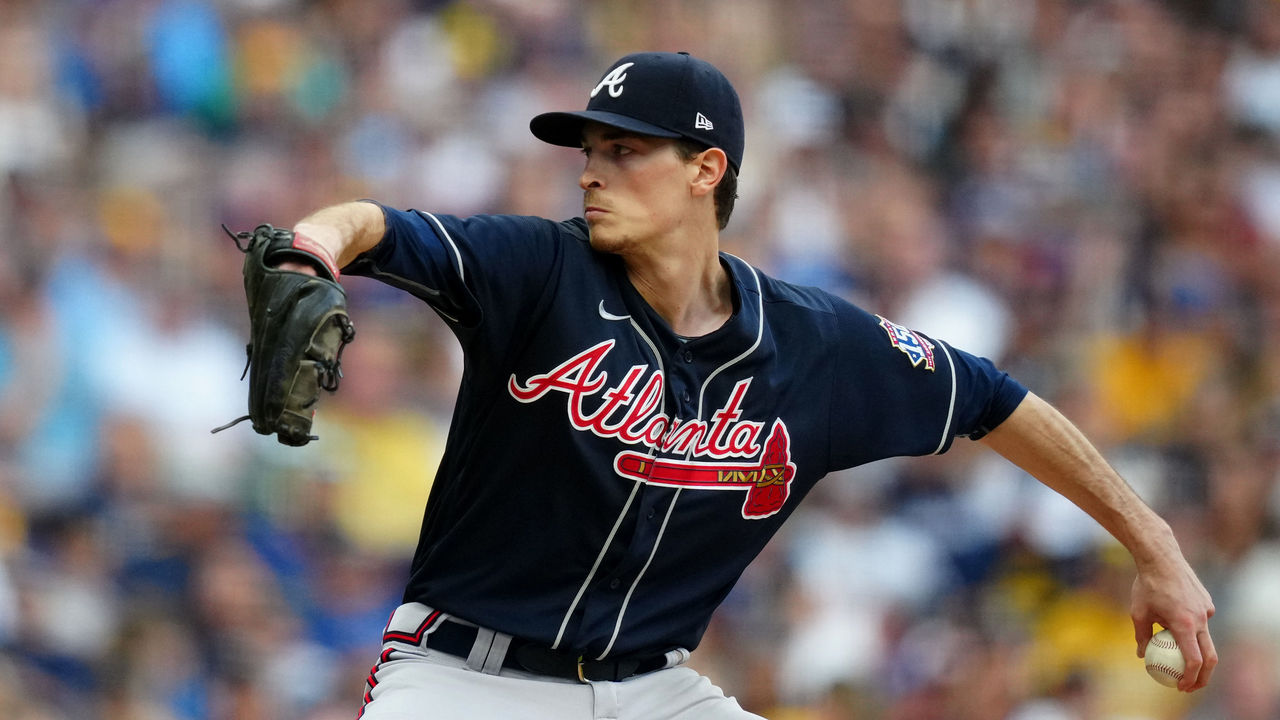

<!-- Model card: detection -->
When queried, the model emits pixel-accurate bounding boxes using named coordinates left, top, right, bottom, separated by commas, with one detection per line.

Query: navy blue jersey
left=344, top=204, right=1027, bottom=661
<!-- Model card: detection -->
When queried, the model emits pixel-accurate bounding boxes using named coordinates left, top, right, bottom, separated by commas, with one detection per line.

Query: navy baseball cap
left=530, top=52, right=745, bottom=172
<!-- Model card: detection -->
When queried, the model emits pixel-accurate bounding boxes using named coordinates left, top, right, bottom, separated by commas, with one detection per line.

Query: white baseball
left=1144, top=629, right=1185, bottom=688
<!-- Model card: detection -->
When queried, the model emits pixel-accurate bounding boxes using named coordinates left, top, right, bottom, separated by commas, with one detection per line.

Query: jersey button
left=682, top=350, right=693, bottom=363
left=609, top=578, right=622, bottom=590
left=681, top=389, right=691, bottom=404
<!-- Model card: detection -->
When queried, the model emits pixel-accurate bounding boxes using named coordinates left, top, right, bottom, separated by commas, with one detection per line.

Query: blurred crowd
left=2, top=0, right=1280, bottom=718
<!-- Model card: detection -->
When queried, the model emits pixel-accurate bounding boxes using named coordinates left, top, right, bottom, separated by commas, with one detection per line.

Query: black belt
left=426, top=619, right=668, bottom=682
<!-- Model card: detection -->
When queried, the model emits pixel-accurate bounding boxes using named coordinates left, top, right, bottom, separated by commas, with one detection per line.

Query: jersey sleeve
left=342, top=204, right=567, bottom=331
left=827, top=303, right=1027, bottom=469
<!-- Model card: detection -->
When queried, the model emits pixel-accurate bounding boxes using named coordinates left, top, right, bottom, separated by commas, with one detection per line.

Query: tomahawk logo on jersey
left=612, top=420, right=795, bottom=519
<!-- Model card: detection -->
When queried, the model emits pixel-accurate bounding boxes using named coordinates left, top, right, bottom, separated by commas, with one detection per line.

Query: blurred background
left=2, top=0, right=1280, bottom=718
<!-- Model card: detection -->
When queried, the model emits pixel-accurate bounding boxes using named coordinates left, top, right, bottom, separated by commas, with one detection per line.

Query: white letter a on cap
left=591, top=62, right=635, bottom=98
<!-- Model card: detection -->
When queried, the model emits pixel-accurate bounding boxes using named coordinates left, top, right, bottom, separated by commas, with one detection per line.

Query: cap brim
left=530, top=110, right=683, bottom=148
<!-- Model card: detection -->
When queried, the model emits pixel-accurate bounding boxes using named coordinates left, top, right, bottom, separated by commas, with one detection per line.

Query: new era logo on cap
left=529, top=52, right=745, bottom=172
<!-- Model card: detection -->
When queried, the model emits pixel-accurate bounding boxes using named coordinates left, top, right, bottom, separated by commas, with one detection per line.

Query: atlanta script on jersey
left=344, top=204, right=1027, bottom=662
left=507, top=339, right=796, bottom=520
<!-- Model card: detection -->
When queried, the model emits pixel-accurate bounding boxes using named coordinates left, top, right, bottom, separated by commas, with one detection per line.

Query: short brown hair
left=675, top=140, right=738, bottom=230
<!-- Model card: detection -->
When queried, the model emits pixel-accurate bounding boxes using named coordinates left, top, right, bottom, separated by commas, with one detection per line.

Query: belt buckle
left=576, top=654, right=588, bottom=683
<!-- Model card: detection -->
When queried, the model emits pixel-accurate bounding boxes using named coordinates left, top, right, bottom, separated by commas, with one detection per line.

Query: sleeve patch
left=876, top=315, right=936, bottom=372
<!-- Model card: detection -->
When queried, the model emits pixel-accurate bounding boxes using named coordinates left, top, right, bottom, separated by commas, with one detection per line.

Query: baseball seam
left=1148, top=663, right=1184, bottom=679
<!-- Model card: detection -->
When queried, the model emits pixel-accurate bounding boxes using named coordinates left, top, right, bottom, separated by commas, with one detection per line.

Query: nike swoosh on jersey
left=598, top=300, right=629, bottom=321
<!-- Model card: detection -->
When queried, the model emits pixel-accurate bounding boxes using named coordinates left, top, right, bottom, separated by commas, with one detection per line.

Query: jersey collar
left=615, top=252, right=764, bottom=365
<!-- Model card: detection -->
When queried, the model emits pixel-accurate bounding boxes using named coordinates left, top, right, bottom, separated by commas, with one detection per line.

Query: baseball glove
left=212, top=224, right=356, bottom=446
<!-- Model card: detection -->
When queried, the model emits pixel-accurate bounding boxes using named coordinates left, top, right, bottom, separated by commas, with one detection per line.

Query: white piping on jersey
left=597, top=488, right=681, bottom=660
left=415, top=210, right=466, bottom=284
left=554, top=303, right=668, bottom=651
left=552, top=480, right=641, bottom=649
left=932, top=341, right=958, bottom=455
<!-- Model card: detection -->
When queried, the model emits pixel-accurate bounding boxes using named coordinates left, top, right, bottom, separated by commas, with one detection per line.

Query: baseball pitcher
left=219, top=52, right=1216, bottom=719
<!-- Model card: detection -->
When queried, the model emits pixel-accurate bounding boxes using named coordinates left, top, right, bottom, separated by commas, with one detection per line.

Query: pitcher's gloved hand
left=212, top=224, right=355, bottom=446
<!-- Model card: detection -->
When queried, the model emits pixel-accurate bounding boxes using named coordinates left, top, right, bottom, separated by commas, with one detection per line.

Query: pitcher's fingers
left=1159, top=623, right=1201, bottom=692
left=1133, top=620, right=1154, bottom=658
left=1190, top=628, right=1218, bottom=691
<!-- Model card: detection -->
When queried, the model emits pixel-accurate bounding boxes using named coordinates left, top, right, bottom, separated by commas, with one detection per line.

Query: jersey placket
left=570, top=338, right=703, bottom=659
